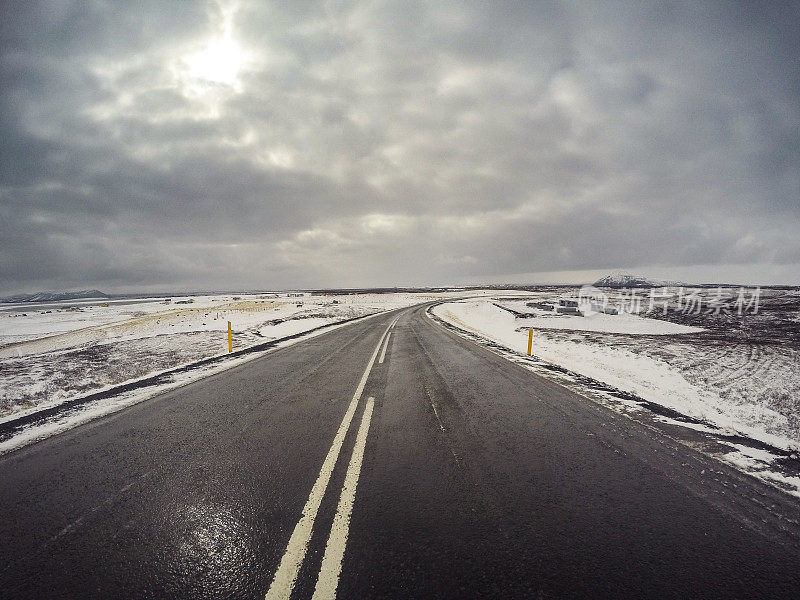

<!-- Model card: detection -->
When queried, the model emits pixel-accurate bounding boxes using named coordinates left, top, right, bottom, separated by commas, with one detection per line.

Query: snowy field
left=4, top=285, right=798, bottom=494
left=0, top=290, right=494, bottom=427
left=433, top=288, right=800, bottom=495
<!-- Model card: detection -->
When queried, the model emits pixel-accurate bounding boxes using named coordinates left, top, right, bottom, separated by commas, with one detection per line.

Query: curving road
left=1, top=303, right=799, bottom=599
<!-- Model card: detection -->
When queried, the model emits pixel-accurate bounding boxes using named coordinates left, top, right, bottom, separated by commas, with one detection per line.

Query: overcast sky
left=1, top=1, right=798, bottom=294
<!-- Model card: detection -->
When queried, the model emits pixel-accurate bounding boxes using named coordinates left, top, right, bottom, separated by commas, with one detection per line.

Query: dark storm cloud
left=1, top=0, right=798, bottom=294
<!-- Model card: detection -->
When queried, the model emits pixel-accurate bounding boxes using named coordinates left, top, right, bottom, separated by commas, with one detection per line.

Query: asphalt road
left=1, top=303, right=799, bottom=599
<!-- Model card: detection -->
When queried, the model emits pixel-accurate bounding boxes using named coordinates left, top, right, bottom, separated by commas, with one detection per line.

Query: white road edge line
left=311, top=396, right=375, bottom=600
left=264, top=324, right=391, bottom=600
left=378, top=332, right=391, bottom=364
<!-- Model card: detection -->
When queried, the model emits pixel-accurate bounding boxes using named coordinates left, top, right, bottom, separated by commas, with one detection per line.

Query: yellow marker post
left=527, top=329, right=533, bottom=355
left=228, top=321, right=233, bottom=353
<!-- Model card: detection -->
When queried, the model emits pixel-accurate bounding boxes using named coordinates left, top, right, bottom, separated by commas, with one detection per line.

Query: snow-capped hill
left=592, top=271, right=682, bottom=288
left=1, top=289, right=109, bottom=303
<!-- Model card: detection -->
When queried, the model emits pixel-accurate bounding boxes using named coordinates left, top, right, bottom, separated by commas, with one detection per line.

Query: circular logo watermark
left=577, top=285, right=611, bottom=317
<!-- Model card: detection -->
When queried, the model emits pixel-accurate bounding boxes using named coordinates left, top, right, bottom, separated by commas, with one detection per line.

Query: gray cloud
left=1, top=0, right=798, bottom=294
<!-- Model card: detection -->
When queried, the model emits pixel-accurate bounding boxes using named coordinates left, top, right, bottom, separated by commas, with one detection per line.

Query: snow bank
left=433, top=299, right=797, bottom=449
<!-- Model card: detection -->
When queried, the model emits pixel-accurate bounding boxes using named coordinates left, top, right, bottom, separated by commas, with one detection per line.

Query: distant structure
left=526, top=301, right=554, bottom=311
left=556, top=298, right=583, bottom=316
left=593, top=303, right=619, bottom=315
left=578, top=285, right=621, bottom=315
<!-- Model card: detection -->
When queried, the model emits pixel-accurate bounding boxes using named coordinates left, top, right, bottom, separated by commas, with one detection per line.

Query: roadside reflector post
left=228, top=321, right=233, bottom=353
left=527, top=329, right=533, bottom=355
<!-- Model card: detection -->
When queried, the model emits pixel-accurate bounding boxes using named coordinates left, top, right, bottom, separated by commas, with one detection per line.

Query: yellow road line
left=264, top=323, right=391, bottom=600
left=311, top=397, right=375, bottom=600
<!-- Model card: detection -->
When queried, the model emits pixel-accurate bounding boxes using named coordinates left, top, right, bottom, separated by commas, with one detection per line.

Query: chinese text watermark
left=577, top=286, right=760, bottom=317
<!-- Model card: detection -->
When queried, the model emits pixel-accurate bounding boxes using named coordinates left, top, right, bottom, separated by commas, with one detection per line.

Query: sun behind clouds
left=183, top=35, right=247, bottom=88
left=173, top=0, right=251, bottom=108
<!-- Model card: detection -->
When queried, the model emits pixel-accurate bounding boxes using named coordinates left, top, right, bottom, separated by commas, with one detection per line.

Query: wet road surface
left=1, top=303, right=799, bottom=598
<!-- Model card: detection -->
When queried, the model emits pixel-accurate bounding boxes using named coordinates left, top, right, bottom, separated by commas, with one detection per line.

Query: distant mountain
left=1, top=289, right=109, bottom=303
left=592, top=271, right=684, bottom=289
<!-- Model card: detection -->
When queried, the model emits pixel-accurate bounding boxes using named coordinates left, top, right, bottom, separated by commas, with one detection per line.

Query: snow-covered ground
left=434, top=298, right=798, bottom=447
left=493, top=297, right=704, bottom=334
left=432, top=293, right=800, bottom=496
left=0, top=290, right=500, bottom=426
left=5, top=286, right=798, bottom=495
left=0, top=292, right=419, bottom=356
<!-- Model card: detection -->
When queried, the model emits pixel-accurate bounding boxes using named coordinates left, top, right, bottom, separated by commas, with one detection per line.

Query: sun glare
left=184, top=36, right=245, bottom=87
left=175, top=1, right=249, bottom=101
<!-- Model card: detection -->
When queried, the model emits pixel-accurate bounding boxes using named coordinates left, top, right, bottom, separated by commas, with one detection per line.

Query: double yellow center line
left=265, top=315, right=398, bottom=600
